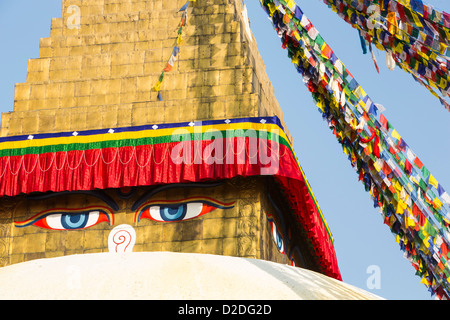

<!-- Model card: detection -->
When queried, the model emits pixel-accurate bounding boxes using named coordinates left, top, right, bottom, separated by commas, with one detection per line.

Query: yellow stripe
left=0, top=122, right=290, bottom=152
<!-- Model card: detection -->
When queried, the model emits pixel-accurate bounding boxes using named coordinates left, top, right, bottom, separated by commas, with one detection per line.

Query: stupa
left=0, top=0, right=381, bottom=300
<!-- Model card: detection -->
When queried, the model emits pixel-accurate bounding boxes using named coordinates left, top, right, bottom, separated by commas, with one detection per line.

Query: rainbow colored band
left=0, top=117, right=288, bottom=155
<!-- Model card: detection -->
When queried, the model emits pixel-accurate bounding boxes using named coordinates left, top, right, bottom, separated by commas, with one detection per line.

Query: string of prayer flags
left=260, top=0, right=450, bottom=299
left=152, top=1, right=192, bottom=101
left=320, top=0, right=450, bottom=112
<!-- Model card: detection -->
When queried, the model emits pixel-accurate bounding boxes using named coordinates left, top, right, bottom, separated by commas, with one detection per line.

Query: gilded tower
left=1, top=0, right=287, bottom=137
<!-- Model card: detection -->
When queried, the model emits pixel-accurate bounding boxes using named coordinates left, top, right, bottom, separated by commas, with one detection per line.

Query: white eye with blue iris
left=147, top=203, right=203, bottom=222
left=268, top=218, right=285, bottom=254
left=135, top=198, right=235, bottom=224
left=46, top=211, right=102, bottom=230
left=272, top=225, right=284, bottom=254
left=14, top=207, right=113, bottom=230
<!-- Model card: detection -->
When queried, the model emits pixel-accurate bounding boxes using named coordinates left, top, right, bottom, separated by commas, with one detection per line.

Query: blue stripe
left=0, top=116, right=283, bottom=143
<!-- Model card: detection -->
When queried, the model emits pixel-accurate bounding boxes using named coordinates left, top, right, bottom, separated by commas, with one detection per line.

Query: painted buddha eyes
left=15, top=207, right=114, bottom=231
left=15, top=197, right=235, bottom=230
left=267, top=215, right=285, bottom=254
left=141, top=203, right=204, bottom=222
left=135, top=197, right=235, bottom=223
left=43, top=211, right=106, bottom=230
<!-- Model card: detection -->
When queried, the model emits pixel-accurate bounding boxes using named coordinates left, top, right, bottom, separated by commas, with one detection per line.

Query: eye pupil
left=160, top=204, right=187, bottom=221
left=61, top=213, right=88, bottom=229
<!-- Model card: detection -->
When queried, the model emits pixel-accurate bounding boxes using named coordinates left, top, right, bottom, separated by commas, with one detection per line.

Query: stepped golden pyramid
left=0, top=0, right=381, bottom=299
left=1, top=0, right=287, bottom=138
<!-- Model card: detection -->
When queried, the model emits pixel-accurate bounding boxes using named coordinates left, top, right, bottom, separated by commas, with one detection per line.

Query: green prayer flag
left=419, top=179, right=428, bottom=191
left=421, top=166, right=430, bottom=179
left=418, top=229, right=426, bottom=240
left=424, top=221, right=437, bottom=237
left=315, top=34, right=324, bottom=48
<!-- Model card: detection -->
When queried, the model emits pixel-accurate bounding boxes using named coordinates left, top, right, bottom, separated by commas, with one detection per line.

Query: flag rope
left=260, top=0, right=450, bottom=299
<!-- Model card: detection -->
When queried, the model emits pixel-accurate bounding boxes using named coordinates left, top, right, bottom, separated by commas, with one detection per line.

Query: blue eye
left=15, top=207, right=113, bottom=231
left=136, top=197, right=236, bottom=223
left=267, top=216, right=285, bottom=254
left=45, top=211, right=109, bottom=230
left=143, top=203, right=203, bottom=222
left=160, top=204, right=188, bottom=221
left=60, top=213, right=88, bottom=229
left=274, top=228, right=284, bottom=252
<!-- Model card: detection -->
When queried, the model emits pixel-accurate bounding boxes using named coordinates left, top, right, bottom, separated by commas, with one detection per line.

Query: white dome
left=0, top=252, right=383, bottom=300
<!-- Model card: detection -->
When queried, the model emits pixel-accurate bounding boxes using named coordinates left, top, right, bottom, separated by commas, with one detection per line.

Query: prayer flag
left=179, top=1, right=190, bottom=11
left=428, top=174, right=439, bottom=189
left=380, top=113, right=388, bottom=130
left=152, top=80, right=162, bottom=92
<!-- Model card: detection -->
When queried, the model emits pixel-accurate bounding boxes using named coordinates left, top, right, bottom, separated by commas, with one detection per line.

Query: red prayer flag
left=412, top=203, right=421, bottom=218
left=443, top=12, right=450, bottom=28
left=397, top=3, right=406, bottom=21
left=321, top=44, right=333, bottom=59
left=405, top=159, right=412, bottom=174
left=414, top=156, right=424, bottom=169
left=380, top=113, right=388, bottom=130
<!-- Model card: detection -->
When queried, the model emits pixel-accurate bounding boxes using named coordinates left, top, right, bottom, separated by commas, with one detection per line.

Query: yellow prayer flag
left=428, top=174, right=439, bottom=189
left=394, top=41, right=404, bottom=54
left=390, top=214, right=396, bottom=226
left=152, top=81, right=162, bottom=92
left=391, top=129, right=401, bottom=140
left=417, top=49, right=429, bottom=61
left=316, top=99, right=325, bottom=113
left=423, top=235, right=431, bottom=247
left=405, top=214, right=416, bottom=229
left=396, top=199, right=407, bottom=214
left=429, top=52, right=437, bottom=62
left=429, top=79, right=438, bottom=89
left=292, top=51, right=301, bottom=66
left=354, top=86, right=362, bottom=98
left=433, top=197, right=443, bottom=210
left=373, top=161, right=382, bottom=172
left=267, top=2, right=276, bottom=16
left=440, top=43, right=448, bottom=55
left=387, top=12, right=398, bottom=35
left=359, top=87, right=367, bottom=98
left=176, top=34, right=183, bottom=45
left=420, top=276, right=429, bottom=287
left=439, top=77, right=448, bottom=89
left=394, top=180, right=403, bottom=192
left=411, top=12, right=423, bottom=28
left=287, top=0, right=295, bottom=8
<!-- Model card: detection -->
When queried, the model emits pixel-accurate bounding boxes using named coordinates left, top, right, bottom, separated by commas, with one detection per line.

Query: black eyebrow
left=26, top=190, right=120, bottom=211
left=131, top=181, right=225, bottom=212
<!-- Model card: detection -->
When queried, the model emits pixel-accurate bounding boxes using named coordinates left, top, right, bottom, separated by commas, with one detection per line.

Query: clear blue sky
left=0, top=0, right=448, bottom=300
